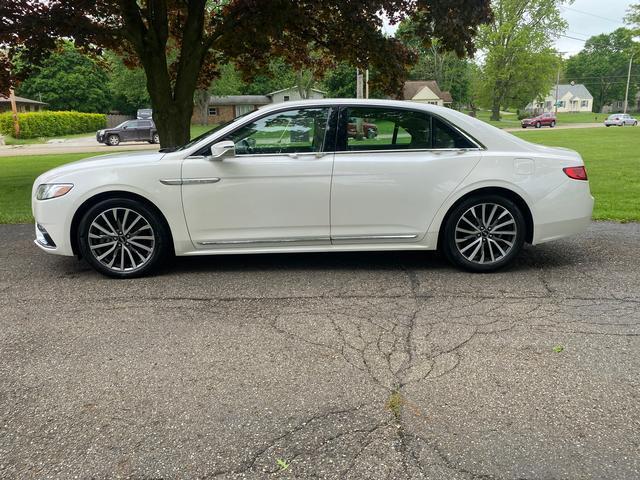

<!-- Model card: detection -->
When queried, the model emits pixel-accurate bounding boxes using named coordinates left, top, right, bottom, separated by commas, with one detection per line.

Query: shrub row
left=0, top=111, right=106, bottom=139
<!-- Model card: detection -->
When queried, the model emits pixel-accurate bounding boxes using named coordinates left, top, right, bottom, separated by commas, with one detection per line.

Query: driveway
left=1, top=222, right=639, bottom=479
left=0, top=135, right=158, bottom=157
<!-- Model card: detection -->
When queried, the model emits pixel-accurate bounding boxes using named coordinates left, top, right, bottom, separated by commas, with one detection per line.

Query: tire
left=442, top=194, right=526, bottom=273
left=550, top=121, right=556, bottom=128
left=77, top=198, right=170, bottom=278
left=367, top=129, right=376, bottom=139
left=535, top=122, right=541, bottom=128
left=107, top=134, right=120, bottom=146
left=152, top=133, right=160, bottom=144
left=521, top=125, right=527, bottom=129
left=635, top=122, right=638, bottom=126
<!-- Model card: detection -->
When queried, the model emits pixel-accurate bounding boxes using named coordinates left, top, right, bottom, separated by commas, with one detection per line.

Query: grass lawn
left=1, top=127, right=638, bottom=224
left=513, top=128, right=640, bottom=222
left=470, top=110, right=608, bottom=128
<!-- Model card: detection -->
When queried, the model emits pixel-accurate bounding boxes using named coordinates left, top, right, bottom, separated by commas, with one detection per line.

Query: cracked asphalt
left=1, top=221, right=639, bottom=479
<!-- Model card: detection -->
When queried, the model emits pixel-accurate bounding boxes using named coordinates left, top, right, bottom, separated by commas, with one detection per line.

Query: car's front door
left=120, top=121, right=138, bottom=141
left=330, top=106, right=482, bottom=244
left=181, top=106, right=335, bottom=248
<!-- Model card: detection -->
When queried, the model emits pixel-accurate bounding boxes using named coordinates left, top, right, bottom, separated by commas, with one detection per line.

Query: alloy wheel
left=87, top=207, right=155, bottom=272
left=454, top=203, right=517, bottom=265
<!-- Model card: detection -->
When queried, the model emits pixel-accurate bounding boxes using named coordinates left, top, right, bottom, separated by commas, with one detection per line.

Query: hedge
left=0, top=111, right=106, bottom=139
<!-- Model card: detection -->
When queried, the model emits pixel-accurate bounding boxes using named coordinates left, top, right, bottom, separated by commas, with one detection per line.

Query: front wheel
left=77, top=198, right=170, bottom=278
left=442, top=195, right=526, bottom=272
left=107, top=134, right=120, bottom=146
left=535, top=122, right=541, bottom=128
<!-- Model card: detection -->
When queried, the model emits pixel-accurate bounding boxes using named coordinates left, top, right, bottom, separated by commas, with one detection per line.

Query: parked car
left=33, top=99, right=593, bottom=278
left=521, top=112, right=556, bottom=128
left=604, top=113, right=638, bottom=127
left=347, top=118, right=378, bottom=139
left=96, top=119, right=159, bottom=146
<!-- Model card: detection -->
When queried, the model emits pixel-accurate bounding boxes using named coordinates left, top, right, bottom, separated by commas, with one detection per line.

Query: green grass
left=470, top=110, right=607, bottom=128
left=0, top=152, right=112, bottom=224
left=513, top=128, right=640, bottom=222
left=1, top=128, right=638, bottom=224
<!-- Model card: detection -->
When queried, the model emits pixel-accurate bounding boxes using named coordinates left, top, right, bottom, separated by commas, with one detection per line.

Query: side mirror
left=210, top=140, right=235, bottom=160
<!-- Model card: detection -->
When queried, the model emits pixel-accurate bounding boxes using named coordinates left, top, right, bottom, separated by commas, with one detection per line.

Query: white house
left=268, top=86, right=326, bottom=103
left=527, top=84, right=594, bottom=113
left=403, top=81, right=453, bottom=107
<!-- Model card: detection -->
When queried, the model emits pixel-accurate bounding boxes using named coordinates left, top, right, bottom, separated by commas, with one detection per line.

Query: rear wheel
left=77, top=198, right=170, bottom=278
left=550, top=121, right=556, bottom=127
left=442, top=195, right=526, bottom=272
left=152, top=133, right=160, bottom=144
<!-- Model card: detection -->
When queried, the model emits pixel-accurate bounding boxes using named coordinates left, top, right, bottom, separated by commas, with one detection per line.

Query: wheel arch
left=436, top=186, right=534, bottom=250
left=70, top=190, right=175, bottom=257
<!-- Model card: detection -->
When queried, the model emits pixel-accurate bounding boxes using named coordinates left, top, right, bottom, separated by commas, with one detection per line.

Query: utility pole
left=356, top=68, right=364, bottom=99
left=365, top=69, right=369, bottom=99
left=624, top=54, right=634, bottom=114
left=9, top=88, right=20, bottom=138
left=554, top=68, right=560, bottom=115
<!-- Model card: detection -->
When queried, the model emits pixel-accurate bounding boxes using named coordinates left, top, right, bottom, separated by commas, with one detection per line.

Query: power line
left=559, top=34, right=587, bottom=42
left=558, top=5, right=625, bottom=25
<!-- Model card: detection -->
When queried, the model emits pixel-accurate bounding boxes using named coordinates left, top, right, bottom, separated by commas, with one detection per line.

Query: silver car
left=604, top=113, right=638, bottom=127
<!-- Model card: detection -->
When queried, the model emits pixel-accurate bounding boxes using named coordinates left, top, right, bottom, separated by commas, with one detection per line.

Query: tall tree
left=476, top=0, right=566, bottom=120
left=565, top=29, right=638, bottom=112
left=16, top=43, right=112, bottom=113
left=105, top=51, right=150, bottom=115
left=1, top=1, right=492, bottom=147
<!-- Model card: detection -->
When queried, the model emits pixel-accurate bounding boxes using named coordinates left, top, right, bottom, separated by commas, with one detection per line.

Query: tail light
left=563, top=166, right=588, bottom=181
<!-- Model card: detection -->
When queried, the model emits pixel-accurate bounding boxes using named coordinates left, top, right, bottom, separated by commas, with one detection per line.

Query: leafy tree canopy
left=1, top=0, right=492, bottom=147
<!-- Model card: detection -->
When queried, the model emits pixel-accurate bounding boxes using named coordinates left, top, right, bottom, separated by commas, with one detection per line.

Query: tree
left=397, top=20, right=474, bottom=107
left=105, top=51, right=150, bottom=115
left=1, top=0, right=492, bottom=147
left=322, top=63, right=357, bottom=98
left=16, top=43, right=112, bottom=113
left=476, top=0, right=566, bottom=120
left=565, top=29, right=639, bottom=112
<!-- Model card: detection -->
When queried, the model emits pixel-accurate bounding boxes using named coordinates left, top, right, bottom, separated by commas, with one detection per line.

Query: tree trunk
left=150, top=93, right=193, bottom=148
left=490, top=95, right=501, bottom=121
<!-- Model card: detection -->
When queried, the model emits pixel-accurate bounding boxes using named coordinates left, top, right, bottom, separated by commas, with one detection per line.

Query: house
left=601, top=92, right=640, bottom=113
left=402, top=81, right=453, bottom=107
left=527, top=84, right=593, bottom=113
left=193, top=86, right=327, bottom=124
left=0, top=94, right=47, bottom=113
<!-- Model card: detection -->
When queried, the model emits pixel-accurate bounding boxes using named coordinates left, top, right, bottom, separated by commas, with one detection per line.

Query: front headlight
left=36, top=183, right=74, bottom=200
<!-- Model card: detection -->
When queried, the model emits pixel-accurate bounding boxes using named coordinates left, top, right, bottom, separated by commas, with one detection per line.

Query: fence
left=106, top=114, right=134, bottom=128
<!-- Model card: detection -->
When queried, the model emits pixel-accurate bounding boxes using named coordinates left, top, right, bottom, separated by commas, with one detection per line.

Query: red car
left=347, top=119, right=378, bottom=139
left=521, top=112, right=556, bottom=129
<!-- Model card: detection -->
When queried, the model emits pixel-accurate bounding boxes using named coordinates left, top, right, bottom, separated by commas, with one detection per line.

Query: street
left=1, top=222, right=639, bottom=479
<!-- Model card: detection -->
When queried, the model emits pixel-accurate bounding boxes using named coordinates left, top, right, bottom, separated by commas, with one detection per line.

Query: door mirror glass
left=210, top=140, right=236, bottom=160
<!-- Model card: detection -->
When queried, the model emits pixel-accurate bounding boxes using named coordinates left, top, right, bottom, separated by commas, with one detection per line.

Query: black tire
left=107, top=134, right=120, bottom=146
left=152, top=133, right=160, bottom=144
left=442, top=194, right=526, bottom=272
left=521, top=125, right=527, bottom=129
left=535, top=122, right=541, bottom=128
left=635, top=121, right=638, bottom=126
left=550, top=121, right=556, bottom=128
left=77, top=198, right=170, bottom=278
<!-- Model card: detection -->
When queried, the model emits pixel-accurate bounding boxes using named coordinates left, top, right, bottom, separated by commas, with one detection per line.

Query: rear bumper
left=531, top=178, right=594, bottom=244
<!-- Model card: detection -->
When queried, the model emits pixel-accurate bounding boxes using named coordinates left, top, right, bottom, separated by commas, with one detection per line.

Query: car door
left=180, top=106, right=335, bottom=248
left=136, top=120, right=152, bottom=140
left=120, top=121, right=138, bottom=141
left=330, top=106, right=482, bottom=244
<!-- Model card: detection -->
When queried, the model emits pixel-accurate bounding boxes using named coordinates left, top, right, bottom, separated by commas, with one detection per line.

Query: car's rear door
left=180, top=106, right=336, bottom=248
left=136, top=120, right=153, bottom=140
left=330, top=106, right=482, bottom=244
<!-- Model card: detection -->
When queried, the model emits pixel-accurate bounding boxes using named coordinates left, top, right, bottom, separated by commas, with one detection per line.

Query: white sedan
left=604, top=113, right=638, bottom=127
left=32, top=99, right=594, bottom=278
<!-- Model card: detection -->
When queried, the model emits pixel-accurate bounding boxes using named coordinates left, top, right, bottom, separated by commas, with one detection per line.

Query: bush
left=0, top=111, right=106, bottom=139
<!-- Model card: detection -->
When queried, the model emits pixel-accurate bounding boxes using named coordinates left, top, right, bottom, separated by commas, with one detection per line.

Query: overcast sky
left=556, top=0, right=633, bottom=56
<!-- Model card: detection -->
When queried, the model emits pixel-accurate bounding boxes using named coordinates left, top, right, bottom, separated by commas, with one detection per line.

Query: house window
left=557, top=101, right=565, bottom=108
left=581, top=100, right=588, bottom=108
left=283, top=95, right=290, bottom=101
left=208, top=107, right=218, bottom=116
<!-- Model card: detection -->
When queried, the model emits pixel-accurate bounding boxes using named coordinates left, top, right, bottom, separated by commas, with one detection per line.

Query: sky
left=382, top=0, right=635, bottom=58
left=555, top=0, right=633, bottom=56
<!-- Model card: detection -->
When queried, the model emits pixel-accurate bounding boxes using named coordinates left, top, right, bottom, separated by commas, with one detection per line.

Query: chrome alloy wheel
left=454, top=203, right=517, bottom=265
left=87, top=208, right=155, bottom=272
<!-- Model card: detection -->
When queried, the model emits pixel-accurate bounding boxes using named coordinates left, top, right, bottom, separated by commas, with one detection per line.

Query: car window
left=139, top=120, right=152, bottom=128
left=225, top=108, right=330, bottom=155
left=432, top=117, right=476, bottom=149
left=124, top=121, right=139, bottom=128
left=343, top=107, right=430, bottom=151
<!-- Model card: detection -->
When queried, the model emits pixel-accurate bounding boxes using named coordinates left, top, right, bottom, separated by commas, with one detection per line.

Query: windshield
left=170, top=111, right=254, bottom=152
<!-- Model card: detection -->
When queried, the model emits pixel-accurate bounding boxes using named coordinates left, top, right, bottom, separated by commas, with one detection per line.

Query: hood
left=36, top=150, right=165, bottom=183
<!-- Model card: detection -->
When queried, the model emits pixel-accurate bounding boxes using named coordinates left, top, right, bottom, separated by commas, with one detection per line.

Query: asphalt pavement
left=1, top=222, right=639, bottom=479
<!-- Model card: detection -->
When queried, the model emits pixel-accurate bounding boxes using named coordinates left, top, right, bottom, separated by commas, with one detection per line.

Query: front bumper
left=32, top=195, right=76, bottom=256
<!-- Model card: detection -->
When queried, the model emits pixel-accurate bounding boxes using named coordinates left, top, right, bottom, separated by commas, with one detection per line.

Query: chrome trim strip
left=199, top=236, right=330, bottom=246
left=160, top=178, right=221, bottom=186
left=333, top=148, right=481, bottom=155
left=34, top=239, right=56, bottom=250
left=332, top=234, right=419, bottom=241
left=159, top=179, right=183, bottom=185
